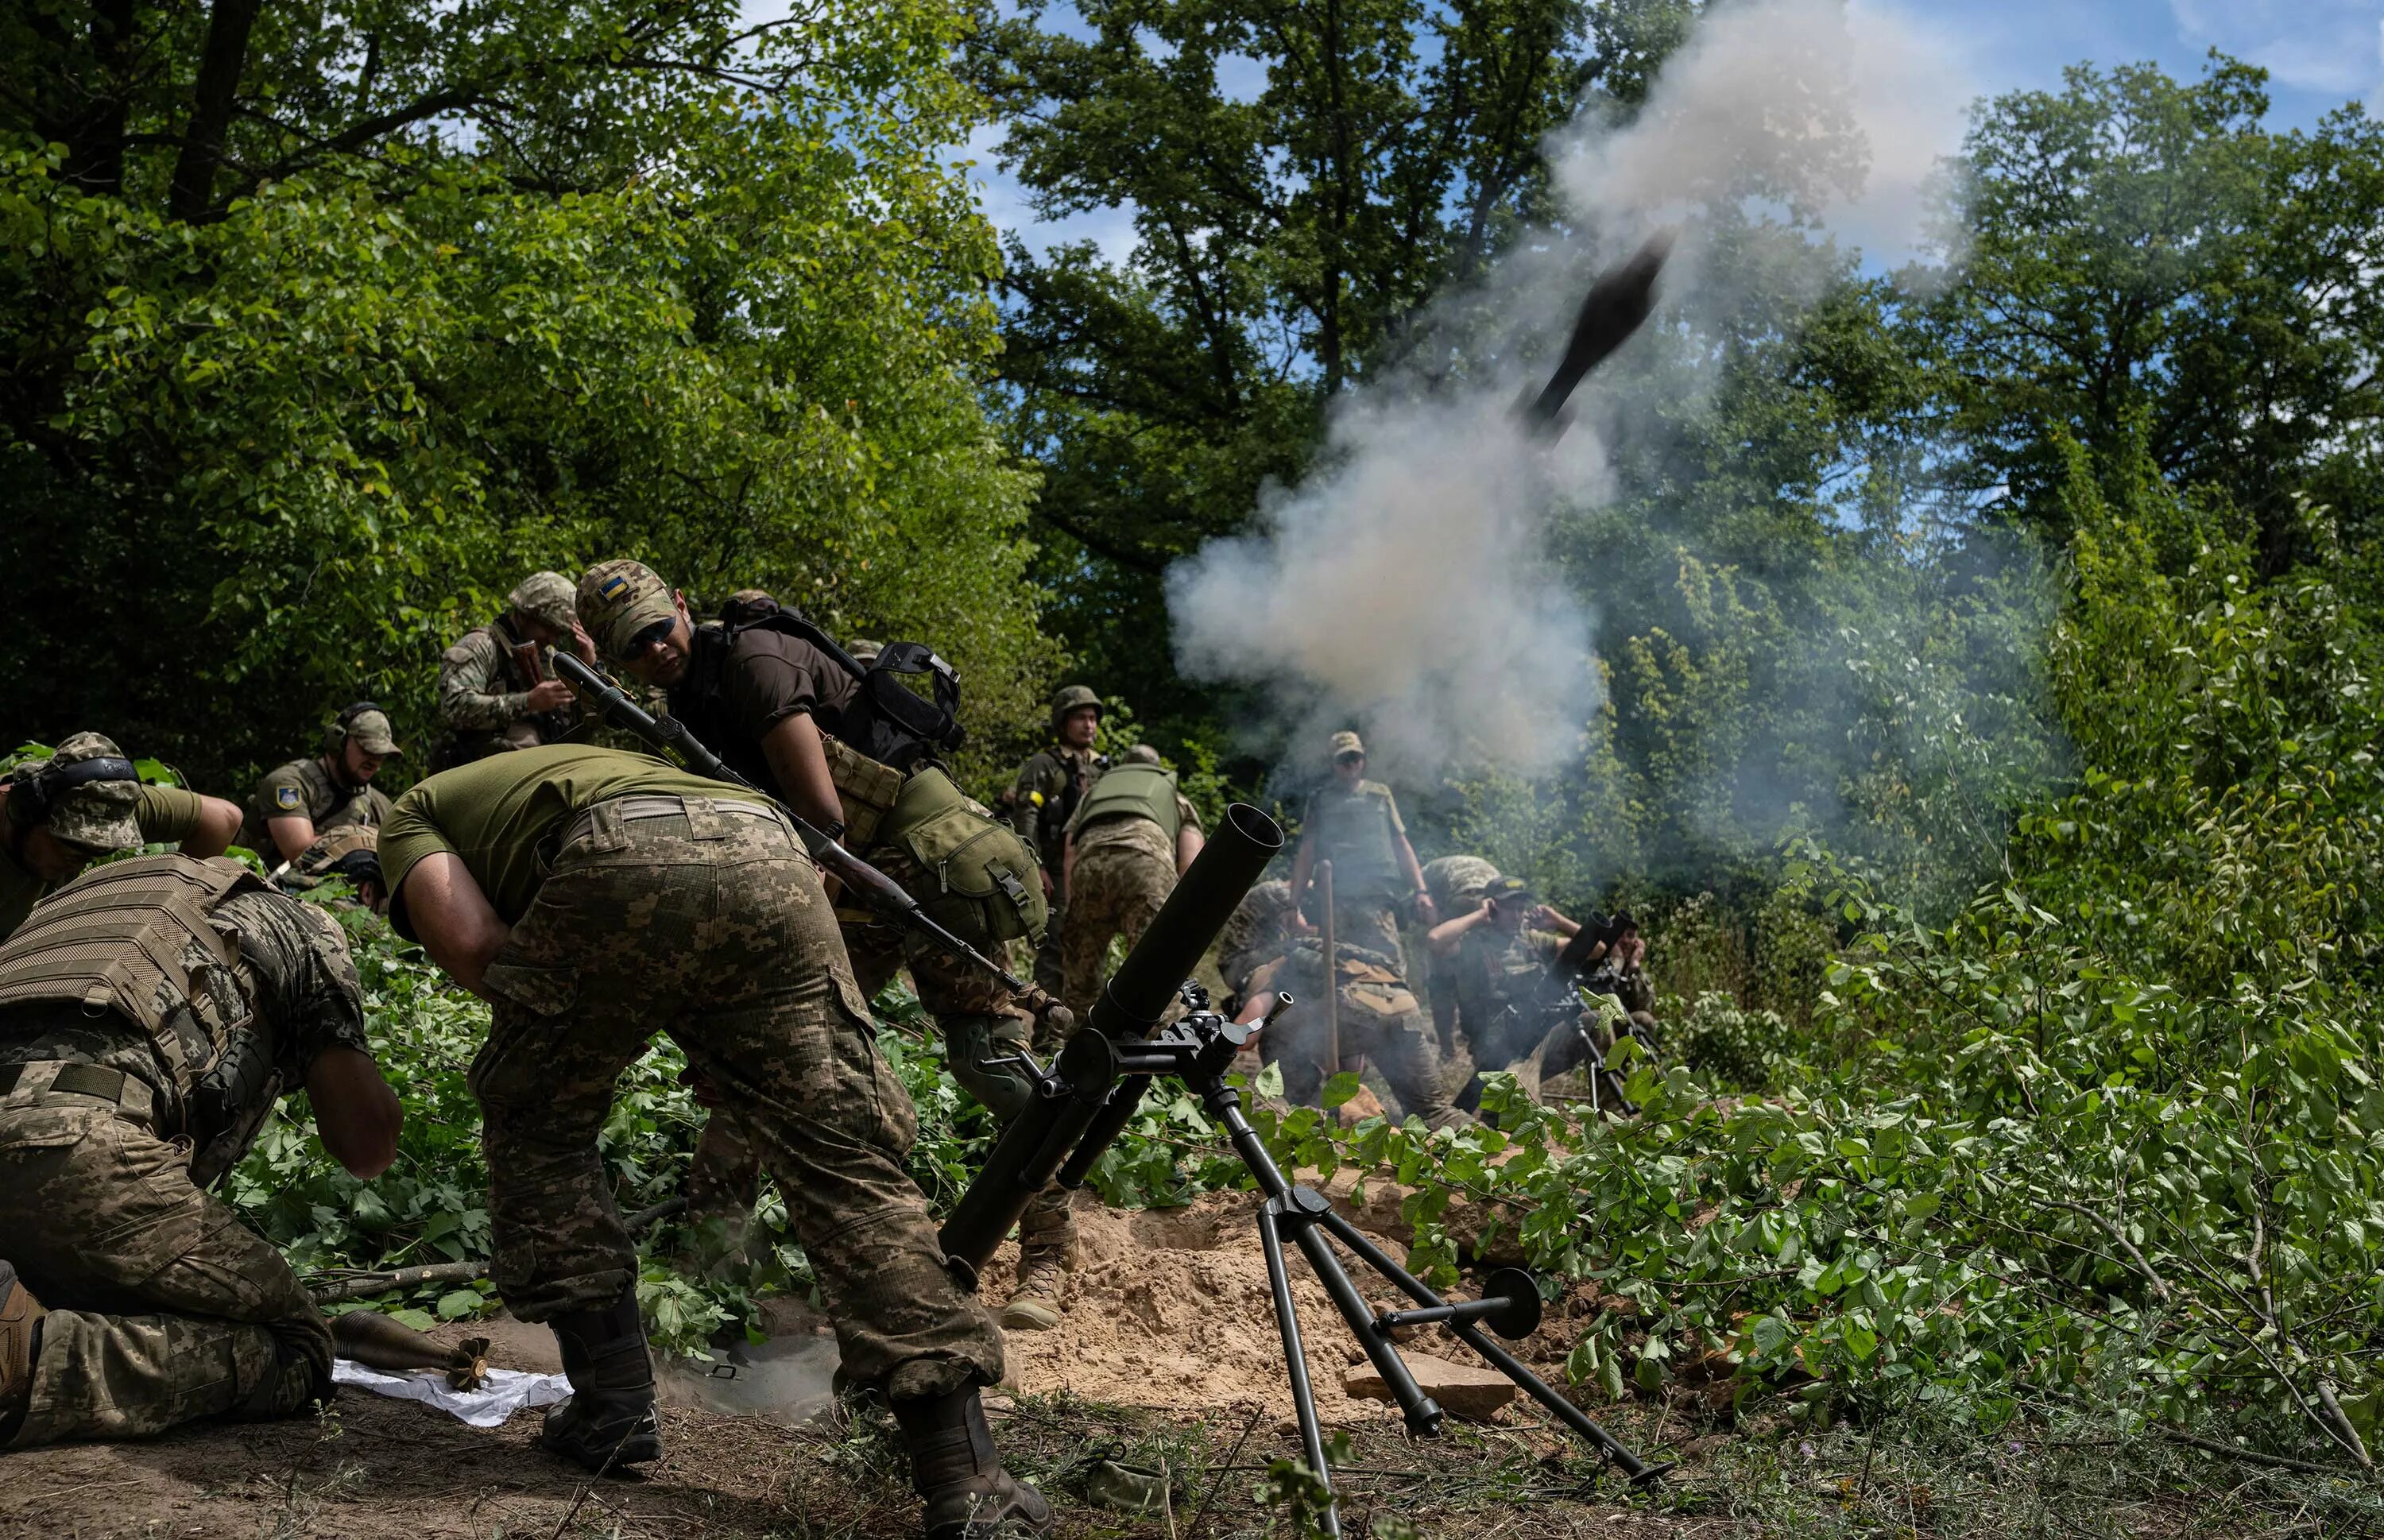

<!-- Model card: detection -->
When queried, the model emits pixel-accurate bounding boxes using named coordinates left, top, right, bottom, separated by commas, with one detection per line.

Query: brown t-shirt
left=716, top=626, right=861, bottom=745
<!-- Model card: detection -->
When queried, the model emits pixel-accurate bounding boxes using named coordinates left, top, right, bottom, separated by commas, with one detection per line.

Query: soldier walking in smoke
left=1056, top=743, right=1204, bottom=1027
left=1287, top=732, right=1435, bottom=972
left=571, top=563, right=1072, bottom=1332
left=0, top=855, right=403, bottom=1447
left=428, top=571, right=600, bottom=771
left=1004, top=684, right=1107, bottom=997
left=0, top=733, right=242, bottom=940
left=241, top=703, right=403, bottom=868
left=376, top=744, right=1050, bottom=1533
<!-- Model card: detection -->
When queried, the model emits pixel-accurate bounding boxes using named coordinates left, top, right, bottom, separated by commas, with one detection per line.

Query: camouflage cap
left=1485, top=874, right=1537, bottom=906
left=507, top=571, right=579, bottom=633
left=577, top=559, right=679, bottom=661
left=288, top=823, right=380, bottom=885
left=1329, top=729, right=1365, bottom=760
left=10, top=730, right=144, bottom=853
left=846, top=637, right=883, bottom=667
left=343, top=707, right=404, bottom=758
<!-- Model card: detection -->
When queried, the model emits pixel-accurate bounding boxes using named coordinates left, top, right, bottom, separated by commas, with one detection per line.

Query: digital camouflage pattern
left=468, top=799, right=1002, bottom=1400
left=0, top=884, right=370, bottom=1445
left=574, top=559, right=679, bottom=661
left=1250, top=938, right=1456, bottom=1127
left=432, top=614, right=584, bottom=765
left=1445, top=923, right=1574, bottom=1070
left=1217, top=878, right=1295, bottom=1004
left=0, top=780, right=212, bottom=942
left=7, top=732, right=142, bottom=852
left=1059, top=791, right=1198, bottom=1025
left=507, top=570, right=578, bottom=632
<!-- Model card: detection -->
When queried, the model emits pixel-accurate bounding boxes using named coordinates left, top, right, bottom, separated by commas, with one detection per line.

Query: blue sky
left=962, top=0, right=2384, bottom=262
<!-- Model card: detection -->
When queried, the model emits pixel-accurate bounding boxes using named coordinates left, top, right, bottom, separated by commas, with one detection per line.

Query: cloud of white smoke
left=1165, top=0, right=1973, bottom=785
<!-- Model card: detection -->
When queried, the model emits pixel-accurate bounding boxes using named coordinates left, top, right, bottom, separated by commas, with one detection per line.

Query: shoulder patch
left=274, top=784, right=302, bottom=811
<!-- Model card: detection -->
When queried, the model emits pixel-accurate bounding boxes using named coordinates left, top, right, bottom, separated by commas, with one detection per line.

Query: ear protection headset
left=7, top=755, right=141, bottom=826
left=322, top=702, right=384, bottom=757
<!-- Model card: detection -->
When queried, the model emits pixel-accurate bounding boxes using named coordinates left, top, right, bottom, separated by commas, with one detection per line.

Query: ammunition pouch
left=822, top=735, right=904, bottom=849
left=884, top=769, right=1047, bottom=946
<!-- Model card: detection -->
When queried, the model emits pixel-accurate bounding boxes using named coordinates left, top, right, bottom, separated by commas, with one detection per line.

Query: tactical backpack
left=714, top=599, right=966, bottom=772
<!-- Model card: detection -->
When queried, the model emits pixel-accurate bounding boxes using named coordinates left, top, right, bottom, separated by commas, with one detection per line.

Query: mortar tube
left=939, top=1031, right=1121, bottom=1276
left=1051, top=803, right=1284, bottom=1190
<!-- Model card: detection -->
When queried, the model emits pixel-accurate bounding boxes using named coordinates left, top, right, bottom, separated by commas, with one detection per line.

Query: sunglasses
left=620, top=617, right=675, bottom=660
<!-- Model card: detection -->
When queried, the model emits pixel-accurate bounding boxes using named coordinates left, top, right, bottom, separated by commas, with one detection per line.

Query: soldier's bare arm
left=758, top=713, right=846, bottom=830
left=397, top=851, right=513, bottom=999
left=265, top=814, right=317, bottom=861
left=306, top=1044, right=403, bottom=1178
left=1426, top=900, right=1493, bottom=954
left=184, top=795, right=242, bottom=857
left=1176, top=824, right=1206, bottom=873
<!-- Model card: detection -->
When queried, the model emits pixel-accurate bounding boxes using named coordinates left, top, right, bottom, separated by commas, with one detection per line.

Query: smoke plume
left=1165, top=0, right=1972, bottom=784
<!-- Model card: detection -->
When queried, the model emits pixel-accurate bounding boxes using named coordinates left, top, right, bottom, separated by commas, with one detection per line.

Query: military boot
left=0, top=1260, right=45, bottom=1443
left=893, top=1387, right=1053, bottom=1538
left=540, top=1287, right=662, bottom=1473
left=1000, top=1248, right=1069, bottom=1333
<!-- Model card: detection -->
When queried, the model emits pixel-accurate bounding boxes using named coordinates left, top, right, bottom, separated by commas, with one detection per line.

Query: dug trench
left=0, top=1182, right=1728, bottom=1539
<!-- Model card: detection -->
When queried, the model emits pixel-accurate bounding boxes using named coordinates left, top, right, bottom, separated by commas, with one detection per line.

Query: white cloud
left=2169, top=0, right=2384, bottom=98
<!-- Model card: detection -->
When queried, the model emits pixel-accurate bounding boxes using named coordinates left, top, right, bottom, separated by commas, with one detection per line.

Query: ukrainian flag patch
left=599, top=575, right=629, bottom=603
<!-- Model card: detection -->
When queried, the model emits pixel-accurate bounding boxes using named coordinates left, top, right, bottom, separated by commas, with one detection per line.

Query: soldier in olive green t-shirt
left=0, top=733, right=242, bottom=939
left=377, top=744, right=1041, bottom=1533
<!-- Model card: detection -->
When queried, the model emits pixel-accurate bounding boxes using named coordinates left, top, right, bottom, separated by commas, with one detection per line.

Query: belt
left=562, top=793, right=788, bottom=848
left=0, top=1058, right=160, bottom=1125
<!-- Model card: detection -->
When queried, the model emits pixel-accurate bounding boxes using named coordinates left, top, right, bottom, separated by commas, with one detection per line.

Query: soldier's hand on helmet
left=527, top=679, right=575, bottom=713
left=1529, top=903, right=1560, bottom=929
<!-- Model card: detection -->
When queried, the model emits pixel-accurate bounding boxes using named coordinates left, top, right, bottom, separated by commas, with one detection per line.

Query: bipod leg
left=1256, top=1199, right=1343, bottom=1539
left=1314, top=1208, right=1675, bottom=1486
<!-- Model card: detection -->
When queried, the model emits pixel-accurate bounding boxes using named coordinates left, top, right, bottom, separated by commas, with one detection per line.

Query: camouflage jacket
left=437, top=613, right=583, bottom=739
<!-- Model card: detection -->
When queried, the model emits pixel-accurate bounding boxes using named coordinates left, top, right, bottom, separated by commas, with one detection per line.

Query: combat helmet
left=1050, top=684, right=1101, bottom=735
left=1422, top=855, right=1500, bottom=914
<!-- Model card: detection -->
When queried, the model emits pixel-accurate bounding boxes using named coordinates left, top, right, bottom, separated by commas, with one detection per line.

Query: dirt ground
left=2, top=1187, right=1717, bottom=1540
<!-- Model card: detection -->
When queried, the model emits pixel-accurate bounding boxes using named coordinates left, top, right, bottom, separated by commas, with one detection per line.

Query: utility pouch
left=887, top=769, right=1047, bottom=946
left=822, top=736, right=904, bottom=849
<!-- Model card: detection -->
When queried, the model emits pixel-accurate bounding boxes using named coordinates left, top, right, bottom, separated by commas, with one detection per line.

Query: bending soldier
left=429, top=571, right=598, bottom=770
left=1057, top=744, right=1203, bottom=1026
left=242, top=703, right=403, bottom=867
left=572, top=566, right=1073, bottom=1331
left=1427, top=874, right=1613, bottom=1106
left=0, top=856, right=402, bottom=1447
left=1003, top=685, right=1106, bottom=996
left=1287, top=732, right=1433, bottom=972
left=378, top=745, right=1048, bottom=1535
left=1251, top=938, right=1460, bottom=1128
left=0, top=732, right=241, bottom=940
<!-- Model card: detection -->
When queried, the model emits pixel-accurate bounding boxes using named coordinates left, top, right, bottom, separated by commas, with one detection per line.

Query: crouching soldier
left=0, top=855, right=402, bottom=1447
left=1246, top=934, right=1463, bottom=1130
left=378, top=745, right=1048, bottom=1535
left=1, top=733, right=242, bottom=941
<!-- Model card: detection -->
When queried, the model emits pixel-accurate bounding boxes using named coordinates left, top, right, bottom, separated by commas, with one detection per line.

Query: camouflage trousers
left=1058, top=843, right=1175, bottom=1027
left=689, top=831, right=1077, bottom=1277
left=0, top=1085, right=327, bottom=1446
left=470, top=798, right=1002, bottom=1400
left=1260, top=1003, right=1455, bottom=1128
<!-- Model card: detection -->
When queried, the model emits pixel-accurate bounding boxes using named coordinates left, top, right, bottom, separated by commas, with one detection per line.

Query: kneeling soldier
left=1248, top=935, right=1461, bottom=1129
left=378, top=745, right=1048, bottom=1535
left=0, top=855, right=402, bottom=1446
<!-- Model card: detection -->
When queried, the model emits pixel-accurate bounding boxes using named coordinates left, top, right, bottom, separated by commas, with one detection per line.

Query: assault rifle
left=551, top=652, right=1035, bottom=1001
left=939, top=805, right=1669, bottom=1533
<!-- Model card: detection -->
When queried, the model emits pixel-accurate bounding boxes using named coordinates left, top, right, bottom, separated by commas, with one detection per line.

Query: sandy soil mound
left=993, top=1187, right=1500, bottom=1424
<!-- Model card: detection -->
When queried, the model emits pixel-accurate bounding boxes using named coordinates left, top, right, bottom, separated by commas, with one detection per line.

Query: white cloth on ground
left=331, top=1357, right=571, bottom=1428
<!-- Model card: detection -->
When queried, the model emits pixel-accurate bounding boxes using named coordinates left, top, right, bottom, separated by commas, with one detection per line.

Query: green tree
left=2, top=0, right=1053, bottom=789
left=1910, top=58, right=2384, bottom=566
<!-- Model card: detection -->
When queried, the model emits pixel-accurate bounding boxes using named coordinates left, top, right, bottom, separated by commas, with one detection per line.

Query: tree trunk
left=168, top=0, right=265, bottom=222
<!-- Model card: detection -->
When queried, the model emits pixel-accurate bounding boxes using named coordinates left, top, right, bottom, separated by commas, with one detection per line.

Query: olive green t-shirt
left=380, top=743, right=760, bottom=933
left=0, top=784, right=213, bottom=941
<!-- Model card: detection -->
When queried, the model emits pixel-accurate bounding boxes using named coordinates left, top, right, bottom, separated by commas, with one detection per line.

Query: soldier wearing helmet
left=1002, top=685, right=1109, bottom=994
left=428, top=571, right=601, bottom=771
left=0, top=733, right=242, bottom=941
